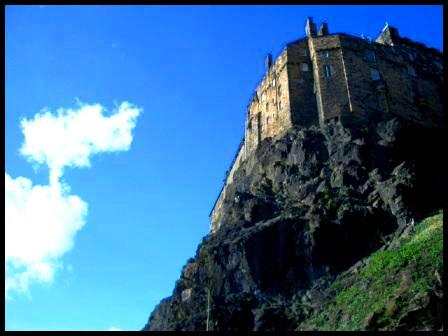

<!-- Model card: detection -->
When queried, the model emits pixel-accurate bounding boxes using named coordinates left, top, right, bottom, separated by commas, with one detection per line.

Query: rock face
left=297, top=212, right=443, bottom=331
left=142, top=116, right=443, bottom=331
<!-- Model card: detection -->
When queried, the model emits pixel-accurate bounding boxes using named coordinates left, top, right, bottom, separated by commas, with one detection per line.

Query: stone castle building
left=210, top=17, right=443, bottom=233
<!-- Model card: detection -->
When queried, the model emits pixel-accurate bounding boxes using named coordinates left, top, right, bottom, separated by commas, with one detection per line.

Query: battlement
left=209, top=18, right=443, bottom=233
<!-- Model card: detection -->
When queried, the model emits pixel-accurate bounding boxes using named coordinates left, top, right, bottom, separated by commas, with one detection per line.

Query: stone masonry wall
left=245, top=49, right=292, bottom=155
left=210, top=141, right=245, bottom=233
left=286, top=39, right=318, bottom=127
left=211, top=48, right=293, bottom=233
left=308, top=34, right=351, bottom=123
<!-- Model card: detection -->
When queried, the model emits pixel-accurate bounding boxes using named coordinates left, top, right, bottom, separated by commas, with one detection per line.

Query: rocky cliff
left=142, top=115, right=444, bottom=331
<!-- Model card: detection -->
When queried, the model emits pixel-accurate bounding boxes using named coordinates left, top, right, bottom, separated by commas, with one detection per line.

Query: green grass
left=298, top=211, right=443, bottom=331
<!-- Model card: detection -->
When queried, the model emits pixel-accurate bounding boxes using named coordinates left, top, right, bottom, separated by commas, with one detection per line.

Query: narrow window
left=324, top=65, right=332, bottom=78
left=370, top=68, right=381, bottom=81
left=366, top=50, right=376, bottom=62
left=320, top=50, right=330, bottom=58
left=278, top=85, right=282, bottom=96
left=407, top=65, right=416, bottom=77
left=279, top=100, right=283, bottom=110
left=266, top=102, right=269, bottom=111
left=301, top=63, right=309, bottom=72
left=266, top=117, right=270, bottom=125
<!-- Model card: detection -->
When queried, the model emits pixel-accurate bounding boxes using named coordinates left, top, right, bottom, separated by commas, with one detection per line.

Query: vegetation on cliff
left=297, top=211, right=443, bottom=331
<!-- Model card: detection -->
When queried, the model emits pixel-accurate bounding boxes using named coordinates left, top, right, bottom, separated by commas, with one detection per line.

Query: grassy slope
left=298, top=211, right=443, bottom=331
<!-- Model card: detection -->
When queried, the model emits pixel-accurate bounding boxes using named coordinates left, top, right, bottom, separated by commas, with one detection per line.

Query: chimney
left=305, top=17, right=317, bottom=37
left=318, top=22, right=329, bottom=36
left=265, top=53, right=272, bottom=72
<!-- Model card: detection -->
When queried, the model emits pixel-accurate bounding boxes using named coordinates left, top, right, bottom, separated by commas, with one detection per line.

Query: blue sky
left=5, top=5, right=443, bottom=331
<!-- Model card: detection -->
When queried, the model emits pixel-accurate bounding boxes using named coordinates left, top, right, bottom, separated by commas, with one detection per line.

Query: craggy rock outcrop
left=297, top=212, right=443, bottom=331
left=142, top=116, right=443, bottom=331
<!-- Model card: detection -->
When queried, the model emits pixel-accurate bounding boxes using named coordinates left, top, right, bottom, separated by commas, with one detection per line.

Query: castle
left=210, top=18, right=443, bottom=233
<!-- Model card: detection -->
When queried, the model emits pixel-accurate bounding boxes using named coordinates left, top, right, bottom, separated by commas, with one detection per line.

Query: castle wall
left=389, top=39, right=443, bottom=126
left=308, top=32, right=443, bottom=126
left=210, top=187, right=224, bottom=232
left=211, top=49, right=293, bottom=233
left=338, top=35, right=395, bottom=120
left=286, top=40, right=318, bottom=127
left=338, top=33, right=443, bottom=127
left=210, top=138, right=246, bottom=232
left=210, top=140, right=246, bottom=233
left=308, top=35, right=351, bottom=123
left=245, top=49, right=292, bottom=155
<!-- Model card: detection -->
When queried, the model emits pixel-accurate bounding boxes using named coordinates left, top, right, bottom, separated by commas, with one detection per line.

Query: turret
left=305, top=17, right=317, bottom=37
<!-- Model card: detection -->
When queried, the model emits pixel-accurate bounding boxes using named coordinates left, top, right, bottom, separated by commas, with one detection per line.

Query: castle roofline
left=396, top=36, right=442, bottom=57
left=287, top=32, right=442, bottom=58
left=285, top=36, right=307, bottom=47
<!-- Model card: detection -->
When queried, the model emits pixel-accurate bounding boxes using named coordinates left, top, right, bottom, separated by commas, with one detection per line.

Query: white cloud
left=5, top=173, right=87, bottom=297
left=20, top=101, right=141, bottom=183
left=5, top=101, right=141, bottom=298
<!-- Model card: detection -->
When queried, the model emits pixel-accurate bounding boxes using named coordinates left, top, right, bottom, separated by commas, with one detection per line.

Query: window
left=266, top=117, right=270, bottom=125
left=370, top=68, right=381, bottom=81
left=324, top=65, right=333, bottom=78
left=407, top=65, right=416, bottom=77
left=266, top=102, right=269, bottom=111
left=365, top=50, right=376, bottom=62
left=279, top=101, right=283, bottom=110
left=301, top=63, right=309, bottom=72
left=272, top=77, right=276, bottom=86
left=320, top=50, right=330, bottom=58
left=278, top=85, right=282, bottom=96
